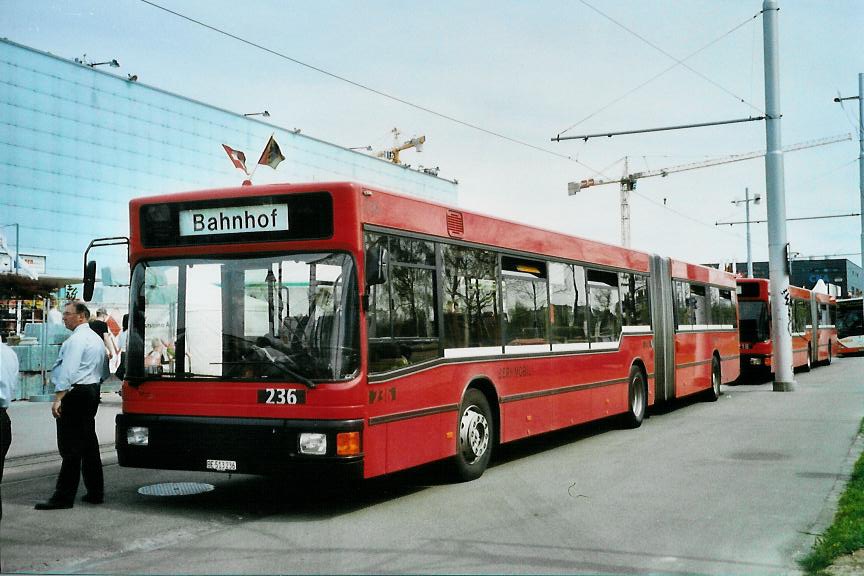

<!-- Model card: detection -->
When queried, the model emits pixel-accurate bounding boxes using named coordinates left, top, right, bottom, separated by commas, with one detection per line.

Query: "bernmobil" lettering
left=179, top=204, right=289, bottom=237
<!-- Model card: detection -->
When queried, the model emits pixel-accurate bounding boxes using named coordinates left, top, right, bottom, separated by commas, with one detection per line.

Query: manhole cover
left=138, top=482, right=215, bottom=497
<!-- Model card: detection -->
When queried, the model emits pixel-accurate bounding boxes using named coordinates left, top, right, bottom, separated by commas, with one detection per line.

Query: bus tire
left=623, top=365, right=647, bottom=428
left=801, top=345, right=812, bottom=372
left=705, top=356, right=721, bottom=402
left=453, top=389, right=494, bottom=482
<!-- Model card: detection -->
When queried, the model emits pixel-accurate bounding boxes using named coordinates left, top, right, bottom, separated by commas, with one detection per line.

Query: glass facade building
left=0, top=38, right=458, bottom=280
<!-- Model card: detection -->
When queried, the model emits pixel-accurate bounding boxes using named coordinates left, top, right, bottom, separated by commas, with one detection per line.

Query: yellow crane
left=568, top=133, right=853, bottom=247
left=376, top=128, right=426, bottom=165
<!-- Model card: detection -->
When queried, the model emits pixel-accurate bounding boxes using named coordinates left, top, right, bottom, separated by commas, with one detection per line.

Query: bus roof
left=131, top=181, right=736, bottom=284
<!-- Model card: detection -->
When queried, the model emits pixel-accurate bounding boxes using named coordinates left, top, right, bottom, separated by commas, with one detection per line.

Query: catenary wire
left=557, top=3, right=764, bottom=137
left=138, top=0, right=609, bottom=176
left=139, top=0, right=762, bottom=235
left=631, top=190, right=746, bottom=241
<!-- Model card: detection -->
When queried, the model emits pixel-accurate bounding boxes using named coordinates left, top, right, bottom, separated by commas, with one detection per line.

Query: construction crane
left=376, top=128, right=426, bottom=165
left=567, top=133, right=853, bottom=247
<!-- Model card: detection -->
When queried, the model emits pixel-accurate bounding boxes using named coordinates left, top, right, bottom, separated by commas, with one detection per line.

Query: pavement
left=2, top=386, right=122, bottom=483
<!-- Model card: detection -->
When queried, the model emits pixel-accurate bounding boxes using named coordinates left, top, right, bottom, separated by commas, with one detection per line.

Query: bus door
left=649, top=255, right=676, bottom=403
left=808, top=293, right=820, bottom=364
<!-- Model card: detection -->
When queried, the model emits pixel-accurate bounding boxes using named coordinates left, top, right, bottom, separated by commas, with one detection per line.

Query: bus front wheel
left=453, top=389, right=494, bottom=482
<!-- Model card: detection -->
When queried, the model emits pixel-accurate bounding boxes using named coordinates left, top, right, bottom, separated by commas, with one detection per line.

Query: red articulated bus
left=737, top=278, right=837, bottom=374
left=90, top=182, right=739, bottom=481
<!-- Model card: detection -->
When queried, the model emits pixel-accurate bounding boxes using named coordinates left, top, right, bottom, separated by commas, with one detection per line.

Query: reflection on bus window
left=502, top=256, right=548, bottom=347
left=365, top=233, right=440, bottom=373
left=549, top=263, right=589, bottom=344
left=443, top=245, right=499, bottom=350
left=587, top=269, right=621, bottom=342
left=129, top=253, right=359, bottom=382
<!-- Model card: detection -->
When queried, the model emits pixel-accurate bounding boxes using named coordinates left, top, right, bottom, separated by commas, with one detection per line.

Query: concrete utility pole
left=763, top=0, right=794, bottom=391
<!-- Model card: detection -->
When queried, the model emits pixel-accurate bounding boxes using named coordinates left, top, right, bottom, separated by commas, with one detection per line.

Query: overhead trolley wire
left=139, top=0, right=608, bottom=177
left=556, top=3, right=765, bottom=138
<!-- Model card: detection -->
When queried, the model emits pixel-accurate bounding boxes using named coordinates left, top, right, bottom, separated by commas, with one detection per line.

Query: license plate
left=258, top=388, right=307, bottom=405
left=206, top=459, right=237, bottom=472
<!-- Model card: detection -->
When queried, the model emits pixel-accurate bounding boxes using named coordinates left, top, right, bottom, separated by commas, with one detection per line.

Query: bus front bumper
left=740, top=354, right=772, bottom=373
left=116, top=413, right=364, bottom=478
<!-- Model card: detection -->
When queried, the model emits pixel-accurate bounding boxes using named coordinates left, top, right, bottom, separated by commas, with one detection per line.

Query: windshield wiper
left=255, top=346, right=317, bottom=389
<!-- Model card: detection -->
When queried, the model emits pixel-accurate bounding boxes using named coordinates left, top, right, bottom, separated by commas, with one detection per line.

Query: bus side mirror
left=365, top=246, right=389, bottom=287
left=83, top=260, right=97, bottom=302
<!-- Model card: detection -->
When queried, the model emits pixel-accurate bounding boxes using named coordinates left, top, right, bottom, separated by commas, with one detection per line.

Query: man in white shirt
left=35, top=302, right=106, bottom=510
left=0, top=339, right=19, bottom=526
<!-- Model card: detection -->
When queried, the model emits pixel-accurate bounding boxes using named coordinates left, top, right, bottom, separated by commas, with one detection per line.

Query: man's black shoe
left=81, top=493, right=104, bottom=504
left=34, top=500, right=73, bottom=510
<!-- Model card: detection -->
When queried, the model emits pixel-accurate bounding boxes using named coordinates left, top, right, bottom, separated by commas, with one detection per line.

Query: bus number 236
left=258, top=388, right=307, bottom=405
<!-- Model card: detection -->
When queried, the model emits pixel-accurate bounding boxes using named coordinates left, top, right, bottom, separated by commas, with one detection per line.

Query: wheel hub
left=459, top=406, right=489, bottom=463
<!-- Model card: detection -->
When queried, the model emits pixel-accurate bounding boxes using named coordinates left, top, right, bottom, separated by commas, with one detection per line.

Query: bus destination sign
left=139, top=192, right=333, bottom=247
left=179, top=204, right=289, bottom=237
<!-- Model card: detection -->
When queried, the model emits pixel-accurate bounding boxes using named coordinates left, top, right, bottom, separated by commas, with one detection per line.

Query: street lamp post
left=833, top=73, right=863, bottom=269
left=0, top=222, right=20, bottom=274
left=731, top=188, right=761, bottom=277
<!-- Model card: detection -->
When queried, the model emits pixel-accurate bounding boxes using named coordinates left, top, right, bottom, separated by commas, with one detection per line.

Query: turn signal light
left=336, top=431, right=361, bottom=456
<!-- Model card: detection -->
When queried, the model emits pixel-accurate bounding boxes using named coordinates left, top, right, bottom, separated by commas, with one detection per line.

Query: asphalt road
left=2, top=356, right=862, bottom=574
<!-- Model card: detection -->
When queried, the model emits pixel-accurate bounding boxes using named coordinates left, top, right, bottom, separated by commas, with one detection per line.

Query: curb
left=2, top=443, right=118, bottom=484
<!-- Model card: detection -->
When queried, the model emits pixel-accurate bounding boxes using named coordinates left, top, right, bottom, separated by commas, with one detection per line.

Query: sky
left=2, top=0, right=863, bottom=268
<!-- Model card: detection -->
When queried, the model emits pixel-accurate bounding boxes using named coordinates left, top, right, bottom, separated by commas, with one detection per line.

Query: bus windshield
left=836, top=300, right=863, bottom=339
left=128, top=252, right=360, bottom=383
left=738, top=300, right=769, bottom=343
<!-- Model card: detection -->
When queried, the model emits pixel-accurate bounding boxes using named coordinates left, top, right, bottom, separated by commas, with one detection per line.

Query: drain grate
left=138, top=482, right=215, bottom=497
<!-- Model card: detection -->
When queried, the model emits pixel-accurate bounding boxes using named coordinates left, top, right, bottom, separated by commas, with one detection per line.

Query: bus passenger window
left=673, top=281, right=691, bottom=328
left=443, top=245, right=499, bottom=350
left=587, top=269, right=621, bottom=342
left=366, top=232, right=440, bottom=373
left=619, top=272, right=650, bottom=328
left=689, top=284, right=709, bottom=326
left=709, top=287, right=737, bottom=328
left=502, top=257, right=548, bottom=347
left=549, top=263, right=589, bottom=344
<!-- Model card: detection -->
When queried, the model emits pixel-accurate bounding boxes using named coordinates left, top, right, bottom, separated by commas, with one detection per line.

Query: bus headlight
left=127, top=426, right=149, bottom=446
left=299, top=433, right=327, bottom=455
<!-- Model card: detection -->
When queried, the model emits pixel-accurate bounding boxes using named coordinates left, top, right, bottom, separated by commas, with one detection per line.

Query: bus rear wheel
left=453, top=389, right=494, bottom=482
left=801, top=346, right=812, bottom=372
left=623, top=365, right=647, bottom=428
left=705, top=356, right=721, bottom=402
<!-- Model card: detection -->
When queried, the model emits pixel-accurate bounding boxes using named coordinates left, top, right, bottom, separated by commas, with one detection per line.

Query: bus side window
left=442, top=244, right=499, bottom=350
left=549, top=263, right=589, bottom=344
left=619, top=272, right=650, bottom=328
left=673, top=281, right=690, bottom=329
left=367, top=233, right=440, bottom=373
left=689, top=284, right=709, bottom=326
left=502, top=256, right=548, bottom=346
left=587, top=269, right=621, bottom=342
left=711, top=287, right=736, bottom=327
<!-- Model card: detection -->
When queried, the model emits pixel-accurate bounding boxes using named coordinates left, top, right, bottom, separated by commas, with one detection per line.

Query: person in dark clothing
left=89, top=308, right=118, bottom=380
left=34, top=302, right=105, bottom=510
